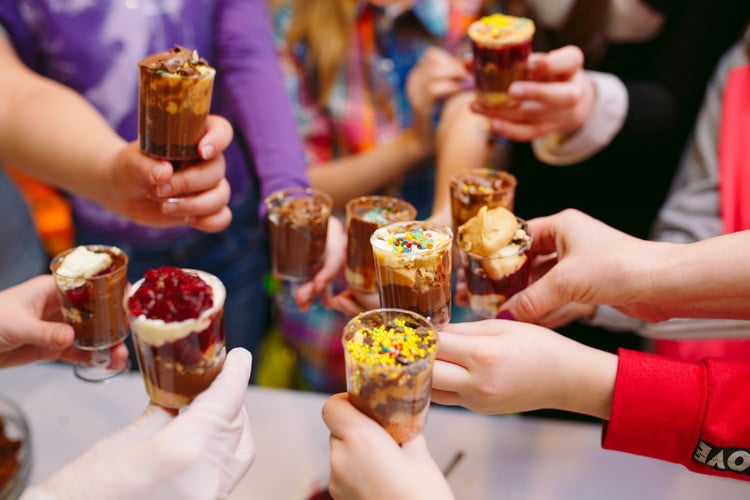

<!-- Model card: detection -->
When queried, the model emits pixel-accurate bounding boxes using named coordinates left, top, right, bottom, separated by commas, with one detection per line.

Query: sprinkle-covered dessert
left=343, top=309, right=438, bottom=444
left=370, top=221, right=453, bottom=328
left=138, top=45, right=216, bottom=161
left=50, top=245, right=128, bottom=349
left=469, top=14, right=535, bottom=110
left=265, top=188, right=332, bottom=282
left=128, top=266, right=226, bottom=410
left=450, top=168, right=517, bottom=232
left=345, top=196, right=416, bottom=294
left=458, top=206, right=531, bottom=318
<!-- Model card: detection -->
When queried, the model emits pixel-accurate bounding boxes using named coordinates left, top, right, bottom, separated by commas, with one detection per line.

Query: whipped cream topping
left=458, top=206, right=530, bottom=259
left=54, top=246, right=116, bottom=290
left=128, top=270, right=225, bottom=347
left=370, top=224, right=452, bottom=255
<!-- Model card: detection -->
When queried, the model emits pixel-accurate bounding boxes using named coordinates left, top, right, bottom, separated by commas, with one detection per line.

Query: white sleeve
left=531, top=71, right=629, bottom=166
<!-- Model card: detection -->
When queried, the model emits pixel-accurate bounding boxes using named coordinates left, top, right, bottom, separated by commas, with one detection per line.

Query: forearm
left=309, top=129, right=427, bottom=210
left=646, top=232, right=750, bottom=320
left=0, top=40, right=123, bottom=201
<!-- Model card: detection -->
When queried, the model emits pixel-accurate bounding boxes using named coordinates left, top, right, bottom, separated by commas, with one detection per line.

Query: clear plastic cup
left=450, top=168, right=517, bottom=232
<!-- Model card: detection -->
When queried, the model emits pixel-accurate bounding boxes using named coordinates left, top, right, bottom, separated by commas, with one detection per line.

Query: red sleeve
left=602, top=348, right=750, bottom=481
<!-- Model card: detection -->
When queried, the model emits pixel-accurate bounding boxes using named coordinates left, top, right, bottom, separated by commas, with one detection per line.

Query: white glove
left=22, top=348, right=254, bottom=500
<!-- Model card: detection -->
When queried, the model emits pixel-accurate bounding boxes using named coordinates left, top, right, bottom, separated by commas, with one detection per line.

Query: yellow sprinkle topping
left=345, top=316, right=437, bottom=366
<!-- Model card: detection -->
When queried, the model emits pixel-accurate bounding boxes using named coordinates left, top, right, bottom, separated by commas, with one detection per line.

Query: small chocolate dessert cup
left=371, top=221, right=453, bottom=328
left=345, top=196, right=416, bottom=294
left=50, top=245, right=129, bottom=382
left=450, top=168, right=517, bottom=232
left=459, top=217, right=532, bottom=318
left=469, top=14, right=535, bottom=113
left=127, top=268, right=226, bottom=410
left=265, top=188, right=333, bottom=282
left=138, top=46, right=215, bottom=163
left=342, top=308, right=438, bottom=444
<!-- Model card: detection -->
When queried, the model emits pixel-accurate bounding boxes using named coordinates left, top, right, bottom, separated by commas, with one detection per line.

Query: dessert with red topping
left=343, top=309, right=438, bottom=444
left=265, top=188, right=332, bottom=282
left=469, top=14, right=535, bottom=112
left=458, top=206, right=531, bottom=318
left=50, top=245, right=128, bottom=349
left=0, top=417, right=21, bottom=496
left=450, top=168, right=517, bottom=232
left=138, top=45, right=215, bottom=161
left=127, top=266, right=226, bottom=409
left=345, top=196, right=416, bottom=294
left=371, top=221, right=453, bottom=328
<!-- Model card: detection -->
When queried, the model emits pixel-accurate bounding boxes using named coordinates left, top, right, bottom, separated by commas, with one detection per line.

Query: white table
left=1, top=363, right=747, bottom=499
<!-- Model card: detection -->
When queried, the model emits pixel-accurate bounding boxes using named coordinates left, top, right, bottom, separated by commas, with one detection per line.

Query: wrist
left=558, top=343, right=617, bottom=419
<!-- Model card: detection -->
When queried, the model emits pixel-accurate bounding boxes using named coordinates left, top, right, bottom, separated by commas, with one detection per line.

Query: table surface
left=1, top=363, right=747, bottom=500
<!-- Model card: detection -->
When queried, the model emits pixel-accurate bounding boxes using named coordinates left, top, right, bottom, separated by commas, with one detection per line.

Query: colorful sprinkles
left=345, top=316, right=437, bottom=366
left=386, top=227, right=447, bottom=254
left=362, top=207, right=390, bottom=226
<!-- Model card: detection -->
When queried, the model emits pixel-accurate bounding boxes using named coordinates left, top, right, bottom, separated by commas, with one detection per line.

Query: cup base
left=73, top=357, right=131, bottom=383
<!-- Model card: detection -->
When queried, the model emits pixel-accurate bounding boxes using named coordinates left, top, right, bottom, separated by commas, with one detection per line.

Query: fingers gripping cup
left=127, top=267, right=226, bottom=410
left=50, top=245, right=129, bottom=382
left=450, top=168, right=517, bottom=232
left=469, top=14, right=535, bottom=112
left=371, top=221, right=453, bottom=329
left=458, top=206, right=531, bottom=318
left=265, top=188, right=333, bottom=282
left=345, top=196, right=416, bottom=294
left=343, top=309, right=438, bottom=444
left=138, top=46, right=215, bottom=162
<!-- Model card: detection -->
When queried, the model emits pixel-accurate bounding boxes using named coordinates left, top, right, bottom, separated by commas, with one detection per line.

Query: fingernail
left=151, top=164, right=168, bottom=183
left=200, top=144, right=215, bottom=159
left=527, top=59, right=539, bottom=72
left=162, top=201, right=177, bottom=214
left=496, top=311, right=515, bottom=321
left=156, top=183, right=172, bottom=197
left=508, top=83, right=524, bottom=97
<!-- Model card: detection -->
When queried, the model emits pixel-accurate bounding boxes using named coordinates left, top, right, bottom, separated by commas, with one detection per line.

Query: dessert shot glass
left=342, top=308, right=438, bottom=444
left=371, top=221, right=453, bottom=328
left=450, top=168, right=517, bottom=232
left=50, top=245, right=129, bottom=382
left=345, top=196, right=416, bottom=294
left=265, top=188, right=333, bottom=283
left=138, top=45, right=215, bottom=165
left=469, top=14, right=535, bottom=113
left=127, top=267, right=226, bottom=410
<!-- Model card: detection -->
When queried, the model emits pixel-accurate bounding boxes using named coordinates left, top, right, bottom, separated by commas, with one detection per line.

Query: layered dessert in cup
left=343, top=308, right=438, bottom=444
left=458, top=206, right=531, bottom=318
left=265, top=188, right=332, bottom=282
left=469, top=13, right=535, bottom=112
left=50, top=245, right=129, bottom=381
left=371, top=221, right=453, bottom=328
left=345, top=196, right=416, bottom=294
left=450, top=168, right=517, bottom=231
left=138, top=45, right=215, bottom=163
left=127, top=267, right=225, bottom=410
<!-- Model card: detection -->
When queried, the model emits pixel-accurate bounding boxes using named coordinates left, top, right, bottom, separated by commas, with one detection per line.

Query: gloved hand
left=23, top=348, right=254, bottom=500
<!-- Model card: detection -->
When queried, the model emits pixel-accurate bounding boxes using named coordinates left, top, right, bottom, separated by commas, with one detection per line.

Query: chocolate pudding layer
left=138, top=46, right=215, bottom=161
left=450, top=168, right=517, bottom=232
left=345, top=196, right=416, bottom=293
left=50, top=245, right=128, bottom=349
left=265, top=188, right=332, bottom=281
left=128, top=267, right=226, bottom=410
left=343, top=310, right=438, bottom=444
left=371, top=222, right=453, bottom=328
left=469, top=14, right=535, bottom=110
left=458, top=206, right=531, bottom=318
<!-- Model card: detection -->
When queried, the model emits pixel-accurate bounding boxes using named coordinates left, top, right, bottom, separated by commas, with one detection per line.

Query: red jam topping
left=128, top=266, right=213, bottom=322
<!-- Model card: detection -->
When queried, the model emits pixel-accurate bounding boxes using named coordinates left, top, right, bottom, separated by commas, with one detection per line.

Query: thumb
left=18, top=318, right=74, bottom=349
left=501, top=271, right=565, bottom=323
left=401, top=435, right=433, bottom=460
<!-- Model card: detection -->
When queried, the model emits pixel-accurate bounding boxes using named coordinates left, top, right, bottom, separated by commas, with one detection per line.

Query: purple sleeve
left=215, top=0, right=310, bottom=213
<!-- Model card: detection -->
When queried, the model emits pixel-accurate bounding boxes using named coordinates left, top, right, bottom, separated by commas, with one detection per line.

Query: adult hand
left=322, top=393, right=453, bottom=500
left=432, top=320, right=616, bottom=419
left=27, top=348, right=254, bottom=500
left=0, top=275, right=128, bottom=368
left=326, top=288, right=381, bottom=318
left=295, top=216, right=347, bottom=311
left=500, top=209, right=674, bottom=324
left=104, top=115, right=233, bottom=232
left=476, top=46, right=596, bottom=142
left=407, top=47, right=470, bottom=152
